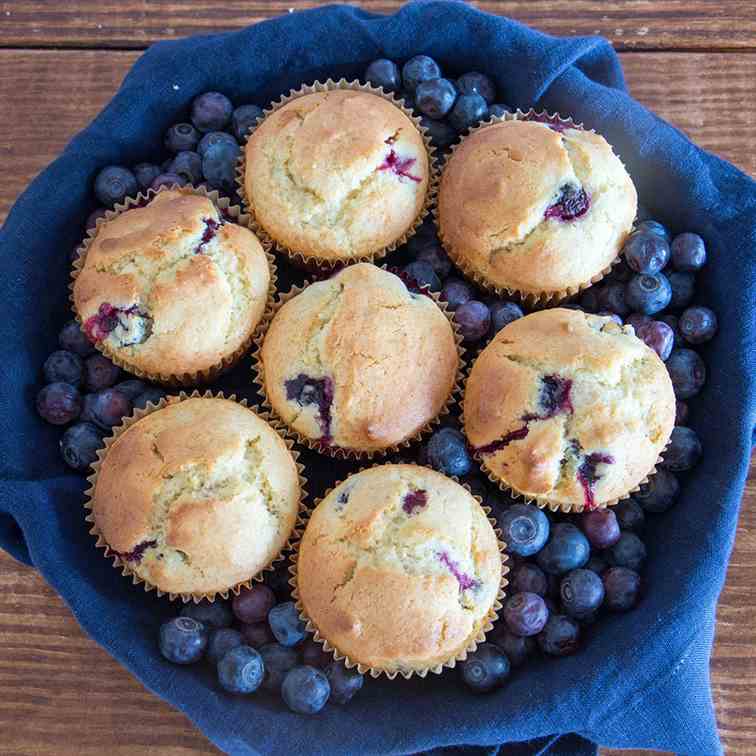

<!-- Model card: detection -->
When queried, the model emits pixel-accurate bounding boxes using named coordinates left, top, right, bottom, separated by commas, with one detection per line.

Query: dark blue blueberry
left=81, top=388, right=132, bottom=430
left=503, top=592, right=549, bottom=636
left=59, top=421, right=103, bottom=470
left=614, top=498, right=645, bottom=533
left=635, top=320, right=674, bottom=361
left=84, top=354, right=120, bottom=392
left=459, top=643, right=510, bottom=692
left=161, top=158, right=173, bottom=172
left=625, top=312, right=651, bottom=333
left=113, top=379, right=147, bottom=401
left=661, top=426, right=702, bottom=471
left=264, top=565, right=293, bottom=601
left=660, top=314, right=685, bottom=348
left=456, top=72, right=496, bottom=104
left=37, top=382, right=81, bottom=425
left=537, top=614, right=580, bottom=656
left=164, top=122, right=200, bottom=153
left=603, top=566, right=641, bottom=611
left=598, top=282, right=630, bottom=317
left=499, top=503, right=550, bottom=557
left=579, top=288, right=601, bottom=313
left=607, top=532, right=647, bottom=571
left=415, top=241, right=452, bottom=278
left=85, top=207, right=108, bottom=232
left=609, top=258, right=634, bottom=283
left=169, top=151, right=203, bottom=185
left=581, top=509, right=620, bottom=549
left=536, top=523, right=590, bottom=575
left=132, top=387, right=167, bottom=410
left=488, top=103, right=510, bottom=119
left=268, top=601, right=306, bottom=647
left=416, top=78, right=457, bottom=119
left=159, top=616, right=208, bottom=664
left=585, top=554, right=608, bottom=575
left=441, top=278, right=475, bottom=311
left=191, top=91, right=233, bottom=133
left=401, top=55, right=442, bottom=93
left=217, top=645, right=264, bottom=694
left=671, top=232, right=706, bottom=271
left=151, top=173, right=187, bottom=190
left=44, top=350, right=84, bottom=387
left=420, top=116, right=458, bottom=151
left=94, top=166, right=138, bottom=208
left=448, top=93, right=489, bottom=133
left=240, top=622, right=275, bottom=648
left=491, top=629, right=535, bottom=667
left=206, top=628, right=243, bottom=665
left=202, top=139, right=241, bottom=194
left=365, top=58, right=402, bottom=92
left=675, top=400, right=689, bottom=426
left=622, top=231, right=670, bottom=275
left=666, top=348, right=706, bottom=399
left=667, top=271, right=696, bottom=310
left=403, top=260, right=441, bottom=292
left=325, top=662, right=364, bottom=704
left=259, top=643, right=299, bottom=691
left=231, top=104, right=264, bottom=143
left=425, top=427, right=472, bottom=477
left=59, top=320, right=95, bottom=357
left=181, top=599, right=233, bottom=629
left=635, top=220, right=671, bottom=243
left=511, top=562, right=548, bottom=596
left=489, top=301, right=524, bottom=335
left=197, top=130, right=239, bottom=157
left=455, top=300, right=491, bottom=342
left=679, top=306, right=717, bottom=344
left=133, top=163, right=162, bottom=191
left=625, top=273, right=671, bottom=315
left=301, top=639, right=332, bottom=669
left=232, top=585, right=276, bottom=624
left=282, top=666, right=331, bottom=714
left=560, top=568, right=605, bottom=620
left=406, top=218, right=438, bottom=251
left=636, top=468, right=679, bottom=513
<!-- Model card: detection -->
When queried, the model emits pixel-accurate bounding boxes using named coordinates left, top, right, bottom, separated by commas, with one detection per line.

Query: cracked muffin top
left=243, top=90, right=430, bottom=262
left=296, top=464, right=502, bottom=674
left=437, top=120, right=637, bottom=298
left=260, top=263, right=459, bottom=453
left=73, top=190, right=271, bottom=380
left=464, top=308, right=675, bottom=511
left=91, top=397, right=301, bottom=597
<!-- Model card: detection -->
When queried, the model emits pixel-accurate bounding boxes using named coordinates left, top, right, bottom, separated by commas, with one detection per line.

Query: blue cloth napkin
left=1, top=2, right=754, bottom=754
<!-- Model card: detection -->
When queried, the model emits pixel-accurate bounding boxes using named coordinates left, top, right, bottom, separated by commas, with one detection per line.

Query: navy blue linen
left=1, top=2, right=754, bottom=754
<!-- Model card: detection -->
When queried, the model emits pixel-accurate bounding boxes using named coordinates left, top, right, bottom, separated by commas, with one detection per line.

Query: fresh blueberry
left=679, top=306, right=717, bottom=344
left=161, top=158, right=173, bottom=172
left=191, top=91, right=233, bottom=133
left=667, top=271, right=696, bottom=310
left=579, top=288, right=601, bottom=313
left=448, top=93, right=489, bottom=133
left=37, top=382, right=81, bottom=425
left=603, top=566, right=641, bottom=611
left=44, top=350, right=84, bottom=387
left=671, top=232, right=706, bottom=271
left=499, top=503, right=550, bottom=557
left=401, top=55, right=442, bottom=93
left=206, top=628, right=244, bottom=665
left=59, top=321, right=95, bottom=357
left=536, top=523, right=590, bottom=575
left=609, top=258, right=634, bottom=283
left=398, top=89, right=416, bottom=112
left=635, top=220, right=671, bottom=243
left=264, top=565, right=293, bottom=601
left=133, top=163, right=162, bottom=192
left=537, top=614, right=580, bottom=656
left=132, top=387, right=166, bottom=410
left=585, top=554, right=609, bottom=575
left=407, top=218, right=438, bottom=251
left=511, top=562, right=548, bottom=596
left=113, top=379, right=148, bottom=401
left=169, top=151, right=203, bottom=185
left=503, top=592, right=549, bottom=636
left=456, top=72, right=496, bottom=104
left=151, top=173, right=187, bottom=190
left=489, top=301, right=524, bottom=335
left=301, top=639, right=332, bottom=669
left=420, top=116, right=458, bottom=151
left=231, top=104, right=264, bottom=143
left=660, top=314, right=685, bottom=348
left=455, top=300, right=491, bottom=342
left=625, top=312, right=651, bottom=333
left=607, top=532, right=647, bottom=571
left=94, top=166, right=138, bottom=209
left=425, top=427, right=472, bottom=477
left=623, top=231, right=670, bottom=275
left=59, top=421, right=103, bottom=470
left=614, top=498, right=645, bottom=533
left=666, top=348, right=706, bottom=398
left=181, top=599, right=233, bottom=629
left=459, top=643, right=510, bottom=692
left=441, top=278, right=475, bottom=311
left=635, top=320, right=674, bottom=361
left=282, top=666, right=331, bottom=714
left=217, top=645, right=264, bottom=694
left=202, top=139, right=241, bottom=194
left=159, top=616, right=208, bottom=664
left=625, top=273, right=672, bottom=315
left=675, top=400, right=689, bottom=426
left=403, top=260, right=441, bottom=292
left=598, top=282, right=630, bottom=316
left=365, top=58, right=402, bottom=92
left=661, top=426, right=702, bottom=471
left=232, top=585, right=276, bottom=624
left=415, top=241, right=453, bottom=278
left=325, top=662, right=364, bottom=705
left=488, top=103, right=510, bottom=119
left=85, top=207, right=108, bottom=232
left=581, top=509, right=620, bottom=549
left=416, top=78, right=457, bottom=119
left=197, top=130, right=239, bottom=157
left=636, top=468, right=679, bottom=513
left=164, top=122, right=200, bottom=153
left=268, top=601, right=306, bottom=647
left=259, top=643, right=299, bottom=691
left=84, top=354, right=120, bottom=392
left=560, top=569, right=605, bottom=620
left=491, top=628, right=535, bottom=667
left=240, top=622, right=275, bottom=648
left=81, top=388, right=132, bottom=429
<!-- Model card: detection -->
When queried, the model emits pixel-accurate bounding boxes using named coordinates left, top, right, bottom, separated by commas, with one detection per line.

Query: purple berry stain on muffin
left=402, top=489, right=427, bottom=515
left=83, top=302, right=152, bottom=346
left=544, top=185, right=591, bottom=222
left=195, top=217, right=222, bottom=253
left=575, top=448, right=616, bottom=510
left=378, top=150, right=422, bottom=183
left=284, top=374, right=334, bottom=444
left=437, top=551, right=480, bottom=591
left=474, top=425, right=530, bottom=455
left=116, top=539, right=157, bottom=563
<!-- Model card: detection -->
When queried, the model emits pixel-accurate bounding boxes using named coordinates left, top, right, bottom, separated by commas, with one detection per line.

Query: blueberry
left=579, top=288, right=601, bottom=313
left=282, top=666, right=331, bottom=714
left=301, top=639, right=331, bottom=669
left=489, top=301, right=524, bottom=335
left=503, top=592, right=549, bottom=636
left=415, top=78, right=457, bottom=119
left=635, top=220, right=671, bottom=243
left=403, top=260, right=441, bottom=292
left=37, top=382, right=81, bottom=425
left=240, top=622, right=275, bottom=648
left=268, top=601, right=306, bottom=647
left=597, top=282, right=630, bottom=316
left=161, top=158, right=173, bottom=172
left=614, top=498, right=645, bottom=533
left=585, top=554, right=608, bottom=575
left=448, top=93, right=489, bottom=133
left=191, top=91, right=233, bottom=133
left=169, top=151, right=203, bottom=185
left=679, top=306, right=717, bottom=344
left=456, top=72, right=496, bottom=104
left=560, top=569, right=605, bottom=620
left=206, top=628, right=244, bottom=665
left=537, top=614, right=580, bottom=656
left=625, top=273, right=671, bottom=315
left=420, top=116, right=458, bottom=150
left=94, top=166, right=138, bottom=208
left=675, top=400, right=689, bottom=426
left=44, top=350, right=84, bottom=387
left=232, top=585, right=276, bottom=624
left=415, top=241, right=453, bottom=278
left=609, top=258, right=634, bottom=283
left=84, top=354, right=121, bottom=392
left=407, top=218, right=438, bottom=252
left=164, top=122, right=200, bottom=154
left=667, top=271, right=696, bottom=310
left=217, top=645, right=264, bottom=694
left=133, top=163, right=161, bottom=191
left=197, top=130, right=239, bottom=157
left=132, top=387, right=167, bottom=410
left=671, top=232, right=706, bottom=271
left=536, top=523, right=590, bottom=575
left=625, top=312, right=651, bottom=333
left=603, top=566, right=641, bottom=611
left=151, top=173, right=187, bottom=190
left=491, top=629, right=535, bottom=667
left=85, top=207, right=108, bottom=231
left=581, top=509, right=620, bottom=549
left=255, top=643, right=298, bottom=692
left=202, top=140, right=241, bottom=194
left=401, top=55, right=442, bottom=93
left=59, top=321, right=95, bottom=357
left=607, top=532, right=646, bottom=571
left=159, top=616, right=208, bottom=664
left=636, top=469, right=679, bottom=513
left=441, top=278, right=475, bottom=311
left=59, top=421, right=103, bottom=470
left=398, top=89, right=416, bottom=112
left=264, top=565, right=293, bottom=601
left=666, top=348, right=706, bottom=399
left=425, top=427, right=472, bottom=477
left=488, top=103, right=510, bottom=119
left=324, top=662, right=364, bottom=705
left=623, top=232, right=670, bottom=275
left=635, top=320, right=674, bottom=361
left=231, top=104, right=264, bottom=143
left=660, top=314, right=685, bottom=348
left=114, top=379, right=148, bottom=401
left=365, top=58, right=402, bottom=92
left=455, top=300, right=491, bottom=342
left=81, top=388, right=132, bottom=429
left=661, top=426, right=702, bottom=471
left=511, top=563, right=548, bottom=596
left=499, top=503, right=550, bottom=557
left=459, top=643, right=510, bottom=692
left=181, top=599, right=233, bottom=629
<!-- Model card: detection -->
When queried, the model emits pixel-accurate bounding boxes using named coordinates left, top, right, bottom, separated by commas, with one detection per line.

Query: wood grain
left=2, top=1, right=756, bottom=51
left=0, top=43, right=755, bottom=755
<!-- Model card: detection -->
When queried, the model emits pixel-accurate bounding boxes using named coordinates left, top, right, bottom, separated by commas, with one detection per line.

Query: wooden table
left=1, top=3, right=754, bottom=754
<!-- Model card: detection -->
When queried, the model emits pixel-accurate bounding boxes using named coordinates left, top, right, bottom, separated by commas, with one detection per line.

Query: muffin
left=243, top=88, right=430, bottom=263
left=294, top=464, right=503, bottom=677
left=463, top=308, right=675, bottom=511
left=89, top=396, right=301, bottom=598
left=258, top=263, right=460, bottom=454
left=73, top=189, right=271, bottom=383
left=437, top=119, right=637, bottom=300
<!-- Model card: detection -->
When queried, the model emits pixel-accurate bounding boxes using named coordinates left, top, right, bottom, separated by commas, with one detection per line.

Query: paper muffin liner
left=82, top=390, right=307, bottom=603
left=251, top=265, right=466, bottom=459
left=434, top=108, right=632, bottom=308
left=235, top=78, right=439, bottom=270
left=69, top=184, right=277, bottom=387
left=287, top=465, right=508, bottom=679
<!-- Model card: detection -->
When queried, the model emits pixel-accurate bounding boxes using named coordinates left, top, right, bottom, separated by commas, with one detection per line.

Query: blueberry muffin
left=259, top=264, right=459, bottom=454
left=89, top=397, right=301, bottom=598
left=243, top=89, right=430, bottom=262
left=73, top=189, right=271, bottom=382
left=437, top=119, right=637, bottom=300
left=464, top=308, right=675, bottom=511
left=295, top=464, right=503, bottom=676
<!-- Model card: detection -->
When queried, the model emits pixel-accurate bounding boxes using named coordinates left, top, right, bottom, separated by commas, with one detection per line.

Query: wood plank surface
left=2, top=1, right=756, bottom=51
left=0, top=43, right=755, bottom=755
